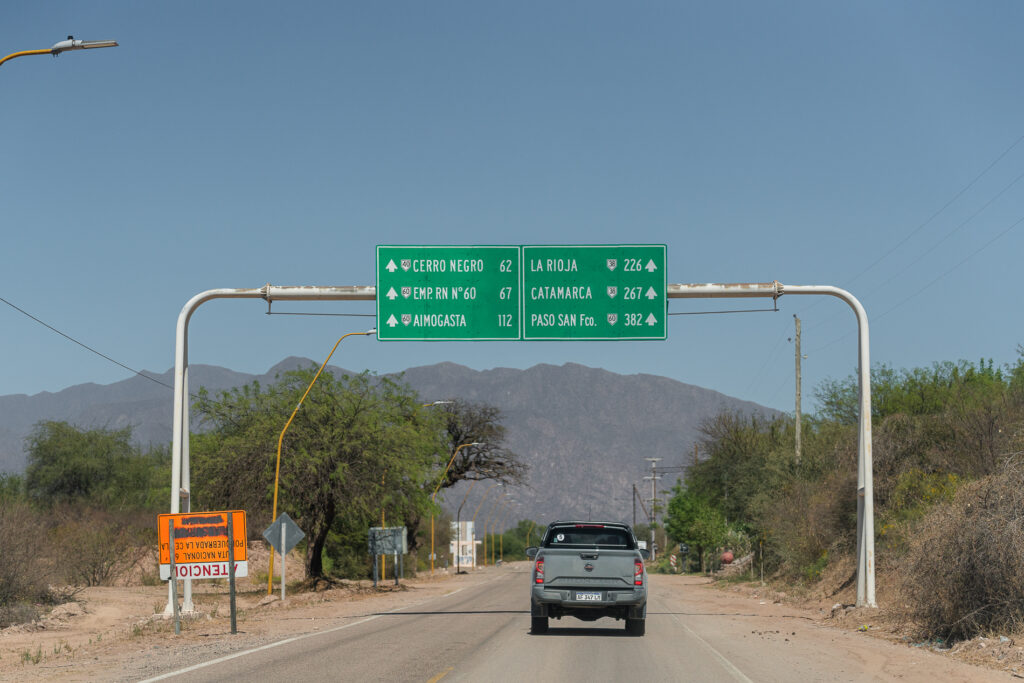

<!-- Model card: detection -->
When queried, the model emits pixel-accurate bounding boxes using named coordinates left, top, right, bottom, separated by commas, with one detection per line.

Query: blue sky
left=3, top=1, right=1023, bottom=414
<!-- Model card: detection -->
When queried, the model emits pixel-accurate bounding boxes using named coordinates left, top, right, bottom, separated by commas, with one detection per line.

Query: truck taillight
left=534, top=558, right=545, bottom=584
left=634, top=559, right=644, bottom=586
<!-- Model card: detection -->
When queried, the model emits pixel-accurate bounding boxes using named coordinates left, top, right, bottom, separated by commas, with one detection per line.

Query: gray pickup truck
left=525, top=521, right=649, bottom=635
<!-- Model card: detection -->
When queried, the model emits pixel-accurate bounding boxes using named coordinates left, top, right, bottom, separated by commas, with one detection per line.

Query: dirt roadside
left=0, top=561, right=507, bottom=683
left=3, top=563, right=1022, bottom=682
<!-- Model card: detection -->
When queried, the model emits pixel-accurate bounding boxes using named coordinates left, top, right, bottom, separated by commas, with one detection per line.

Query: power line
left=846, top=131, right=1024, bottom=288
left=742, top=325, right=791, bottom=397
left=808, top=211, right=1024, bottom=353
left=0, top=295, right=173, bottom=391
left=800, top=130, right=1024, bottom=316
left=806, top=163, right=1024, bottom=333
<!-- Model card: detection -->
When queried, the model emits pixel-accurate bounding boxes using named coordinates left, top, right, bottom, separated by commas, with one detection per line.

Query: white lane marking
left=138, top=577, right=502, bottom=682
left=667, top=611, right=754, bottom=683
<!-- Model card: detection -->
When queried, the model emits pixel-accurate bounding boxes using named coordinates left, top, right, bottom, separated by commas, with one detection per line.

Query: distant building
left=449, top=521, right=477, bottom=569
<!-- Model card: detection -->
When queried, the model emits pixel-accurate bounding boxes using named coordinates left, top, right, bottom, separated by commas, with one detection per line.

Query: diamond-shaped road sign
left=263, top=512, right=305, bottom=555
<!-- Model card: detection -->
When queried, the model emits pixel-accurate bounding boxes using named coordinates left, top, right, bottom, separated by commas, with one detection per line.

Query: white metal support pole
left=281, top=524, right=287, bottom=602
left=782, top=285, right=874, bottom=608
left=181, top=355, right=193, bottom=612
left=667, top=282, right=875, bottom=607
left=164, top=285, right=375, bottom=615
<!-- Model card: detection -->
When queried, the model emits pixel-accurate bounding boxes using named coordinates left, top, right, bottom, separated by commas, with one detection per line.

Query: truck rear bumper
left=531, top=586, right=647, bottom=621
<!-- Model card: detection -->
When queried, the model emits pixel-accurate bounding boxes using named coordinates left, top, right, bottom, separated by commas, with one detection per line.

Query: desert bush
left=899, top=457, right=1024, bottom=641
left=753, top=469, right=856, bottom=579
left=51, top=506, right=152, bottom=587
left=0, top=500, right=54, bottom=627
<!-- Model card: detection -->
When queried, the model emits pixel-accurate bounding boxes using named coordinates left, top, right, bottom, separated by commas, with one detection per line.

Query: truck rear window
left=542, top=526, right=636, bottom=550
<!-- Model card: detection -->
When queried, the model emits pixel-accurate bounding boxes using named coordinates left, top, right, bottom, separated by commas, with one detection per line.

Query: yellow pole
left=499, top=507, right=515, bottom=562
left=431, top=441, right=481, bottom=576
left=489, top=499, right=505, bottom=565
left=470, top=483, right=500, bottom=568
left=0, top=49, right=52, bottom=67
left=267, top=329, right=375, bottom=595
left=482, top=496, right=504, bottom=567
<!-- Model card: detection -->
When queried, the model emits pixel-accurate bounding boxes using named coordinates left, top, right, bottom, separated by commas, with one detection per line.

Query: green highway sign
left=376, top=245, right=667, bottom=341
left=522, top=245, right=666, bottom=340
left=376, top=246, right=521, bottom=340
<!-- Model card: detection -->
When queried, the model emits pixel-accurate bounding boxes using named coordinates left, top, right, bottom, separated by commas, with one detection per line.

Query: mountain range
left=0, top=360, right=778, bottom=523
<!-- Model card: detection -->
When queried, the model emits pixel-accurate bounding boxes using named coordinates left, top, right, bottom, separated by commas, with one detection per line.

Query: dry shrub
left=0, top=500, right=53, bottom=626
left=899, top=457, right=1024, bottom=641
left=756, top=469, right=857, bottom=579
left=51, top=506, right=152, bottom=587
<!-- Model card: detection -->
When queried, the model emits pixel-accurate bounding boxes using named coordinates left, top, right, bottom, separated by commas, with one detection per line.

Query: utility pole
left=632, top=484, right=637, bottom=528
left=794, top=314, right=802, bottom=466
left=644, top=458, right=662, bottom=561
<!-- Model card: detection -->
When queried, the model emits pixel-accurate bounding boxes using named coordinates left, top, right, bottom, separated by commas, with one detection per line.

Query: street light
left=1, top=35, right=118, bottom=68
left=431, top=441, right=483, bottom=576
left=266, top=328, right=376, bottom=595
left=471, top=482, right=502, bottom=568
left=482, top=494, right=507, bottom=566
left=455, top=480, right=478, bottom=574
left=497, top=501, right=518, bottom=564
left=385, top=400, right=449, bottom=578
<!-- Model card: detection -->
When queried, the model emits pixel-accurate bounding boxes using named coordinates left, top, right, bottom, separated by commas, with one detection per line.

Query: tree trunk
left=304, top=521, right=329, bottom=578
left=405, top=513, right=423, bottom=555
left=303, top=500, right=335, bottom=579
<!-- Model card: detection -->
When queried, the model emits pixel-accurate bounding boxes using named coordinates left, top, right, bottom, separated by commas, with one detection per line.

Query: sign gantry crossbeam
left=167, top=279, right=874, bottom=611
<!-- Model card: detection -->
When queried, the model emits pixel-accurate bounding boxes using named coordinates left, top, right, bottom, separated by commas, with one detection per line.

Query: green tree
left=664, top=487, right=729, bottom=572
left=24, top=421, right=168, bottom=509
left=0, top=473, right=24, bottom=502
left=403, top=399, right=528, bottom=555
left=816, top=360, right=1009, bottom=424
left=192, top=367, right=446, bottom=579
left=685, top=412, right=794, bottom=530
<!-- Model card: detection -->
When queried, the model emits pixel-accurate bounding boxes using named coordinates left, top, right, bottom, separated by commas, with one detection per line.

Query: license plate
left=575, top=591, right=602, bottom=601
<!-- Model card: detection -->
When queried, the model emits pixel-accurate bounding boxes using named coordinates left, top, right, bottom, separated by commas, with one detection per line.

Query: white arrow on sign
left=386, top=287, right=398, bottom=300
left=645, top=259, right=657, bottom=272
left=386, top=314, right=399, bottom=327
left=645, top=313, right=658, bottom=326
left=645, top=286, right=657, bottom=300
left=385, top=260, right=398, bottom=273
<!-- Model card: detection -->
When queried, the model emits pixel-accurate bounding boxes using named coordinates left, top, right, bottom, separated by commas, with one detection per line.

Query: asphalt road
left=150, top=565, right=1011, bottom=683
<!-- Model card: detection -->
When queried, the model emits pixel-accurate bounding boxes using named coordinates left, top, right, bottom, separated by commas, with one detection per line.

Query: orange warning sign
left=158, top=510, right=247, bottom=566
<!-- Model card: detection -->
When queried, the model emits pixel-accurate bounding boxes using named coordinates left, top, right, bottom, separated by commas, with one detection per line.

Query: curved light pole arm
left=0, top=49, right=51, bottom=67
left=431, top=441, right=482, bottom=575
left=267, top=328, right=376, bottom=595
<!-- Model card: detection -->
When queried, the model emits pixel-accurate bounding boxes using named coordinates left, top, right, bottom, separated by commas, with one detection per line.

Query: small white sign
left=160, top=561, right=248, bottom=581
